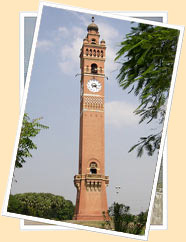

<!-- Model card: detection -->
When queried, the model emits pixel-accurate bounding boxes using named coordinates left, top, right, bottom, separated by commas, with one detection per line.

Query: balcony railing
left=74, top=174, right=109, bottom=181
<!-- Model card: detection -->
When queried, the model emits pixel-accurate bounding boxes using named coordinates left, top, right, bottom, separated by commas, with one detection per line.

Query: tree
left=115, top=23, right=179, bottom=156
left=15, top=113, right=49, bottom=168
left=108, top=202, right=147, bottom=235
left=132, top=211, right=148, bottom=235
left=8, top=193, right=75, bottom=221
left=109, top=202, right=133, bottom=232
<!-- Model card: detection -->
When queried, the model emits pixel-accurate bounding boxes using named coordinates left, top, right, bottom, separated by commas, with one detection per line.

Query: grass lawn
left=65, top=220, right=114, bottom=230
left=65, top=220, right=145, bottom=235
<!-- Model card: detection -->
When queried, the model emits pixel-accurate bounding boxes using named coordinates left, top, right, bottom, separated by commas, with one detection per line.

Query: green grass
left=65, top=220, right=114, bottom=230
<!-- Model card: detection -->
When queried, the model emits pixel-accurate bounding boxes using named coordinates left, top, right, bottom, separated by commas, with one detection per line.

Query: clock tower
left=74, top=17, right=109, bottom=221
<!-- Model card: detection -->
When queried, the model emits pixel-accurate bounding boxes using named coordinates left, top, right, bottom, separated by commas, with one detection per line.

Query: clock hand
left=92, top=83, right=97, bottom=88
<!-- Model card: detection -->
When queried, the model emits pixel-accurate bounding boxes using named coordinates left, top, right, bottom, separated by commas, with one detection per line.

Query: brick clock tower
left=74, top=17, right=109, bottom=221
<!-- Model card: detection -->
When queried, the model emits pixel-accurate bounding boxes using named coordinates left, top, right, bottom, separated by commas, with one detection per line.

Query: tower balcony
left=74, top=174, right=109, bottom=191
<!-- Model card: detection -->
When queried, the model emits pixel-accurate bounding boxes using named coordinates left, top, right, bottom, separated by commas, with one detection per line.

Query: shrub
left=8, top=193, right=75, bottom=221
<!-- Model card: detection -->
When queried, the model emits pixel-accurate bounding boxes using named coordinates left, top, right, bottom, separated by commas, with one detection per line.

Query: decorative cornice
left=82, top=56, right=106, bottom=61
left=83, top=94, right=104, bottom=97
left=83, top=109, right=104, bottom=113
left=81, top=73, right=105, bottom=77
left=87, top=33, right=100, bottom=37
left=80, top=109, right=104, bottom=116
left=83, top=43, right=106, bottom=49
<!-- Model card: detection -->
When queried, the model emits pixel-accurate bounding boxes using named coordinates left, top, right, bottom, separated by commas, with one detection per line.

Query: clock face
left=87, top=79, right=102, bottom=93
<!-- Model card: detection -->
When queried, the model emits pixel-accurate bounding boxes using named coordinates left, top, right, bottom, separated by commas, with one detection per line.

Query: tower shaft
left=74, top=18, right=109, bottom=221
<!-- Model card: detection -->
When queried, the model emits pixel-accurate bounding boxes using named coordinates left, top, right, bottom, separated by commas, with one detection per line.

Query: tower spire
left=87, top=16, right=99, bottom=33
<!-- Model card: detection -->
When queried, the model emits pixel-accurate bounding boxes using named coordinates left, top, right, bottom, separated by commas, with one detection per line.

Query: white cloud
left=105, top=47, right=120, bottom=77
left=57, top=20, right=120, bottom=77
left=58, top=60, right=72, bottom=74
left=36, top=40, right=53, bottom=51
left=58, top=37, right=82, bottom=75
left=72, top=13, right=90, bottom=27
left=58, top=26, right=86, bottom=75
left=72, top=26, right=85, bottom=37
left=58, top=26, right=69, bottom=37
left=97, top=22, right=120, bottom=76
left=98, top=22, right=119, bottom=41
left=105, top=101, right=139, bottom=127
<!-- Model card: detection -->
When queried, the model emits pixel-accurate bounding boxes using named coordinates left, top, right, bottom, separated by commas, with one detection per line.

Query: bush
left=8, top=193, right=75, bottom=221
left=108, top=202, right=147, bottom=235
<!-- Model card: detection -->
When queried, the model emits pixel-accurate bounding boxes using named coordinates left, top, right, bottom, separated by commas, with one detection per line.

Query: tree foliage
left=8, top=193, right=75, bottom=221
left=115, top=24, right=179, bottom=156
left=108, top=202, right=147, bottom=235
left=16, top=113, right=49, bottom=168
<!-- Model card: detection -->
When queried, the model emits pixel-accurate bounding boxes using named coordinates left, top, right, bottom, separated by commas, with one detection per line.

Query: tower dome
left=87, top=17, right=98, bottom=32
left=100, top=39, right=106, bottom=45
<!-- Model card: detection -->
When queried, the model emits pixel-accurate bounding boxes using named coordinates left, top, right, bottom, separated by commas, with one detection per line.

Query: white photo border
left=19, top=11, right=168, bottom=231
left=2, top=2, right=184, bottom=240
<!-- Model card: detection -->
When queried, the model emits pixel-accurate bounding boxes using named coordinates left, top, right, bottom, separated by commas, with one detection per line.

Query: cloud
left=72, top=26, right=85, bottom=37
left=105, top=46, right=120, bottom=77
left=98, top=22, right=119, bottom=41
left=58, top=60, right=72, bottom=74
left=58, top=27, right=85, bottom=75
left=105, top=101, right=139, bottom=127
left=57, top=19, right=120, bottom=77
left=96, top=22, right=120, bottom=76
left=58, top=37, right=83, bottom=75
left=72, top=12, right=90, bottom=27
left=58, top=26, right=69, bottom=37
left=36, top=40, right=53, bottom=51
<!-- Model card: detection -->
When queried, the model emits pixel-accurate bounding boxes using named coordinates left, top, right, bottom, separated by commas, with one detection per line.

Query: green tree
left=108, top=202, right=147, bottom=235
left=132, top=211, right=148, bottom=235
left=7, top=193, right=75, bottom=221
left=115, top=23, right=179, bottom=156
left=109, top=202, right=134, bottom=232
left=7, top=195, right=23, bottom=214
left=16, top=113, right=49, bottom=168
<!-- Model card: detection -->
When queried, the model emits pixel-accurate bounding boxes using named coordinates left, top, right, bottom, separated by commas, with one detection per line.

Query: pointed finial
left=87, top=17, right=98, bottom=32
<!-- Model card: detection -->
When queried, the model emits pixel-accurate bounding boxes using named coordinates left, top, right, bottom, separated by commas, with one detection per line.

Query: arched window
left=91, top=63, right=98, bottom=74
left=97, top=50, right=100, bottom=57
left=101, top=50, right=103, bottom=57
left=91, top=38, right=96, bottom=44
left=90, top=162, right=97, bottom=174
left=86, top=48, right=89, bottom=56
left=90, top=49, right=92, bottom=56
left=93, top=49, right=96, bottom=57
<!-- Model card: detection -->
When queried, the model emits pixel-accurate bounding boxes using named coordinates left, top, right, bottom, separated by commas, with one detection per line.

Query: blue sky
left=11, top=7, right=163, bottom=215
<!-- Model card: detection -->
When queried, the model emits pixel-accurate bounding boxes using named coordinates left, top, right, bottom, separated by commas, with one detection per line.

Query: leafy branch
left=115, top=23, right=179, bottom=156
left=16, top=113, right=49, bottom=168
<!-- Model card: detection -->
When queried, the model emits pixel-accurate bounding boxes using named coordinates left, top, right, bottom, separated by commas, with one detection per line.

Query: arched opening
left=101, top=50, right=103, bottom=57
left=90, top=168, right=97, bottom=174
left=90, top=162, right=97, bottom=174
left=86, top=48, right=89, bottom=56
left=91, top=63, right=98, bottom=74
left=91, top=38, right=96, bottom=44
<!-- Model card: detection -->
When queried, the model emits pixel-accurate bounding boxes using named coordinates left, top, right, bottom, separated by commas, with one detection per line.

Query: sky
left=11, top=7, right=164, bottom=215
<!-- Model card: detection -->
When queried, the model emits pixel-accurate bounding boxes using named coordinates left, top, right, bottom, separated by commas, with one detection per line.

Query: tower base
left=73, top=214, right=105, bottom=221
left=74, top=175, right=109, bottom=222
